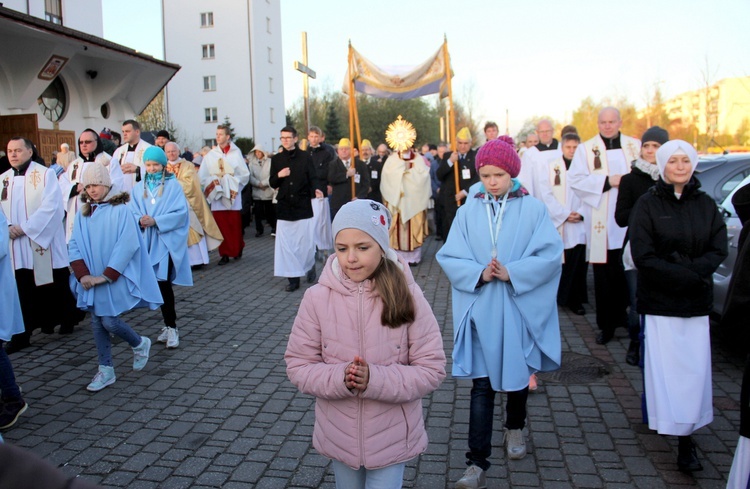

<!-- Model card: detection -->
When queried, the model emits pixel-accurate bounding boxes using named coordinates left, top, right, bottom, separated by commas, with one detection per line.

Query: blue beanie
left=143, top=146, right=167, bottom=166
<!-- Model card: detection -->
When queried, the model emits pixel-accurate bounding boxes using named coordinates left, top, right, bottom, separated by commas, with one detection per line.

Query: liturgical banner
left=344, top=43, right=452, bottom=100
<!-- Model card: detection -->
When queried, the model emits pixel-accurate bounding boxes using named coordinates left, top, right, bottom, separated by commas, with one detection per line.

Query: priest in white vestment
left=1, top=138, right=84, bottom=352
left=569, top=107, right=641, bottom=345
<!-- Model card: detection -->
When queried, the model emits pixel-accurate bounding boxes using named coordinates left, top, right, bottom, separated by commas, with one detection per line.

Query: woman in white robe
left=629, top=140, right=727, bottom=473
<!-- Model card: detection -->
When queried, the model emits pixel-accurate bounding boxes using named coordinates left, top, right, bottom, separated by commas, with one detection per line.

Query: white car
left=713, top=173, right=750, bottom=315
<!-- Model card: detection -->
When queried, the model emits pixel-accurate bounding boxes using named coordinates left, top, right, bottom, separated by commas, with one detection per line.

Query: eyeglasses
left=279, top=136, right=294, bottom=140
left=79, top=140, right=95, bottom=145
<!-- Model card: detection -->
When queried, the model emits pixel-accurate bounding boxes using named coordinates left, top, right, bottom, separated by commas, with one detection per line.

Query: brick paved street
left=2, top=228, right=742, bottom=488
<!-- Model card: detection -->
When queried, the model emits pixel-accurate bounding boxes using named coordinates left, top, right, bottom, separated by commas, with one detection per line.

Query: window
left=266, top=17, right=271, bottom=33
left=269, top=77, right=273, bottom=93
left=205, top=107, right=218, bottom=123
left=200, top=12, right=214, bottom=27
left=202, top=44, right=215, bottom=59
left=45, top=0, right=62, bottom=24
left=38, top=77, right=66, bottom=122
left=203, top=76, right=216, bottom=91
left=270, top=107, right=275, bottom=123
left=203, top=138, right=217, bottom=147
left=267, top=47, right=272, bottom=63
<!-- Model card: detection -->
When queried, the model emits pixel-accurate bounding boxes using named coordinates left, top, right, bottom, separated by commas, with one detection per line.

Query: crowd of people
left=2, top=106, right=749, bottom=488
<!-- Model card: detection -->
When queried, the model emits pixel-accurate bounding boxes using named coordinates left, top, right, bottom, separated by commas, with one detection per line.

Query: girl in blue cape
left=131, top=147, right=192, bottom=349
left=437, top=136, right=563, bottom=487
left=68, top=163, right=162, bottom=392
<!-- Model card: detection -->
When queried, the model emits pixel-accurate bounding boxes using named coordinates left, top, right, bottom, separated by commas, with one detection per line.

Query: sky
left=103, top=0, right=750, bottom=137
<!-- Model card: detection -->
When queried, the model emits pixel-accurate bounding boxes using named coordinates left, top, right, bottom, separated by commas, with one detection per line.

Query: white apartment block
left=162, top=0, right=285, bottom=153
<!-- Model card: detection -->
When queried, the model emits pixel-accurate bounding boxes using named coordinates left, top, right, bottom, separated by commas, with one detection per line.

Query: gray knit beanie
left=81, top=162, right=111, bottom=188
left=332, top=200, right=392, bottom=254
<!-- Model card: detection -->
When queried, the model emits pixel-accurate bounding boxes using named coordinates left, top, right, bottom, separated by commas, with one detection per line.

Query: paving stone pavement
left=2, top=226, right=743, bottom=488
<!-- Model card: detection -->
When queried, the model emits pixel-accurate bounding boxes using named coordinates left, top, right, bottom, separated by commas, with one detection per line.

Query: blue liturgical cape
left=131, top=179, right=192, bottom=286
left=436, top=181, right=563, bottom=392
left=0, top=212, right=24, bottom=341
left=68, top=197, right=163, bottom=316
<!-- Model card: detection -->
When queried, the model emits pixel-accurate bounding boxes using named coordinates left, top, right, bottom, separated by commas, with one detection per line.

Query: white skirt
left=643, top=314, right=713, bottom=436
left=728, top=436, right=750, bottom=489
left=274, top=218, right=315, bottom=277
left=188, top=238, right=209, bottom=266
left=311, top=198, right=333, bottom=250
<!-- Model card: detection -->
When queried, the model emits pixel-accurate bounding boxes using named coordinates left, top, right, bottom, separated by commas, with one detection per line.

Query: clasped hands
left=345, top=355, right=369, bottom=392
left=80, top=274, right=107, bottom=290
left=8, top=225, right=25, bottom=239
left=139, top=215, right=156, bottom=228
left=482, top=257, right=510, bottom=283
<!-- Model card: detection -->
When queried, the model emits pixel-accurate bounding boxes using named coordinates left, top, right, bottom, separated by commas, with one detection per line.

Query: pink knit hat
left=475, top=136, right=521, bottom=177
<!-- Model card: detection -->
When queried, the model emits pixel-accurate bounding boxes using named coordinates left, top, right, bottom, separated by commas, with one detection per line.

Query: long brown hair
left=371, top=257, right=415, bottom=328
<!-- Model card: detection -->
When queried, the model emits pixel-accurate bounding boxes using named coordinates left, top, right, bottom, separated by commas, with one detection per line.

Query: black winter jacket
left=630, top=177, right=727, bottom=317
left=270, top=145, right=321, bottom=221
left=615, top=161, right=658, bottom=229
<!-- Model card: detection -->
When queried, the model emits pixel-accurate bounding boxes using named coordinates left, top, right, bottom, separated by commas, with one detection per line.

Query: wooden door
left=0, top=114, right=38, bottom=154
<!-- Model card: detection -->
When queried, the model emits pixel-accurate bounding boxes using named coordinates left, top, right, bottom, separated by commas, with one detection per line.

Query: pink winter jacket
left=285, top=255, right=446, bottom=469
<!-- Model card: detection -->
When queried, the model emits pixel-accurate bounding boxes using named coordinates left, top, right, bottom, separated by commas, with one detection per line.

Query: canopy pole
left=348, top=41, right=356, bottom=200
left=443, top=36, right=460, bottom=207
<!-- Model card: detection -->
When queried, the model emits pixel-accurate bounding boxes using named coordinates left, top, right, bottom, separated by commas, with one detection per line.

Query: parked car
left=694, top=153, right=750, bottom=204
left=712, top=172, right=750, bottom=315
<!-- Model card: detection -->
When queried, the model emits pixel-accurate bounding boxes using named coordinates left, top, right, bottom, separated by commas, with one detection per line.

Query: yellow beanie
left=457, top=127, right=472, bottom=141
left=338, top=138, right=351, bottom=148
left=361, top=139, right=372, bottom=149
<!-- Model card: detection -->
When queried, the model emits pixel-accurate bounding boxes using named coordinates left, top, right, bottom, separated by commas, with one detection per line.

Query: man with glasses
left=60, top=129, right=123, bottom=242
left=518, top=119, right=558, bottom=198
left=270, top=126, right=323, bottom=292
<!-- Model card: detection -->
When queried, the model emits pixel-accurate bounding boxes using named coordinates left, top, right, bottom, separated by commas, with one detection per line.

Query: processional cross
left=294, top=32, right=316, bottom=136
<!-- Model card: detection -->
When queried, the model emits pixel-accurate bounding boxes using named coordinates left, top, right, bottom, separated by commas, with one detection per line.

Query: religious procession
left=1, top=14, right=750, bottom=489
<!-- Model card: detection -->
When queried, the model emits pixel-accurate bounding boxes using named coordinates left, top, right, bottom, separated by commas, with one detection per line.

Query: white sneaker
left=157, top=327, right=169, bottom=343
left=132, top=336, right=151, bottom=371
left=87, top=365, right=116, bottom=392
left=166, top=327, right=179, bottom=349
left=505, top=428, right=527, bottom=460
left=455, top=465, right=486, bottom=489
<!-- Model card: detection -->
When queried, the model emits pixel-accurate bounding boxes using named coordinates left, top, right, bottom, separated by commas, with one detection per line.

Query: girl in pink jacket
left=285, top=199, right=446, bottom=488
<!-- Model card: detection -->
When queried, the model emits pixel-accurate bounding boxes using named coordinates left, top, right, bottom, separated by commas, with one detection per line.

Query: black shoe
left=0, top=398, right=28, bottom=429
left=568, top=303, right=586, bottom=315
left=4, top=341, right=31, bottom=354
left=218, top=256, right=230, bottom=266
left=595, top=330, right=614, bottom=345
left=677, top=437, right=703, bottom=473
left=255, top=231, right=263, bottom=237
left=41, top=326, right=55, bottom=334
left=235, top=249, right=243, bottom=260
left=285, top=282, right=300, bottom=292
left=306, top=266, right=317, bottom=283
left=408, top=262, right=419, bottom=267
left=191, top=264, right=205, bottom=270
left=625, top=340, right=640, bottom=366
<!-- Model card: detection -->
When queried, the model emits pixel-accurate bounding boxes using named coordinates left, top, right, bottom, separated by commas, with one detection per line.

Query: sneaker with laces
left=505, top=428, right=527, bottom=460
left=86, top=365, right=116, bottom=392
left=166, top=327, right=179, bottom=349
left=157, top=327, right=169, bottom=343
left=455, top=465, right=486, bottom=489
left=0, top=398, right=28, bottom=429
left=132, top=336, right=151, bottom=371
